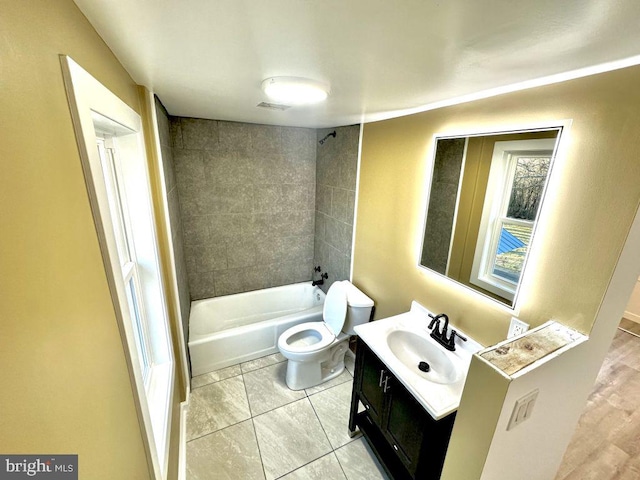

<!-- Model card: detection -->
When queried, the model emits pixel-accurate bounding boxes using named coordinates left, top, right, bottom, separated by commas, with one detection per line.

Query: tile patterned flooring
left=187, top=320, right=640, bottom=479
left=186, top=352, right=390, bottom=480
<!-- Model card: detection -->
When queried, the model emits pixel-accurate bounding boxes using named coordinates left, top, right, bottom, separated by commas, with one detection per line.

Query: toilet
left=278, top=280, right=374, bottom=390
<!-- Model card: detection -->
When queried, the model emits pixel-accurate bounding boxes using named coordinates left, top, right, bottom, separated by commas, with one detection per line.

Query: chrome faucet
left=427, top=313, right=467, bottom=351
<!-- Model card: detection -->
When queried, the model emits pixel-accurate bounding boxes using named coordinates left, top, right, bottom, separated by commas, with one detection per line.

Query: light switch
left=507, top=389, right=539, bottom=431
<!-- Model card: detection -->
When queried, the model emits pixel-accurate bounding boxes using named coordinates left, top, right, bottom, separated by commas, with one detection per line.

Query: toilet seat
left=323, top=281, right=348, bottom=335
left=278, top=321, right=335, bottom=354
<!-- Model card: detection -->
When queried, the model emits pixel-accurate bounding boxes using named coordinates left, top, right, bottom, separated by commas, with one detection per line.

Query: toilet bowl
left=278, top=280, right=374, bottom=390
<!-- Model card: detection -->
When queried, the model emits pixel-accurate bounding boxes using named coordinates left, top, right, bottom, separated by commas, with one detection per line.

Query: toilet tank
left=341, top=281, right=374, bottom=334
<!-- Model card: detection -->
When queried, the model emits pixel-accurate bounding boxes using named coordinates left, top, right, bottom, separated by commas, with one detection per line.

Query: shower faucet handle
left=311, top=271, right=328, bottom=287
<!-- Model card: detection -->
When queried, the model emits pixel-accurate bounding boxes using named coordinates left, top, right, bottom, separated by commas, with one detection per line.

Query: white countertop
left=354, top=301, right=484, bottom=420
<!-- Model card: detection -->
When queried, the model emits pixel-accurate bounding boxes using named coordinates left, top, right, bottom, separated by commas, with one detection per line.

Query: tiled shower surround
left=171, top=118, right=313, bottom=299
left=167, top=114, right=359, bottom=301
left=315, top=126, right=360, bottom=292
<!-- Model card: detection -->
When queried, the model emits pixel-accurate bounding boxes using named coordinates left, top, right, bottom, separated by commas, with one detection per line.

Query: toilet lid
left=323, top=281, right=348, bottom=336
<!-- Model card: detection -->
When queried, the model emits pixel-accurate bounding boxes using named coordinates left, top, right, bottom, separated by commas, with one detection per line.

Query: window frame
left=61, top=55, right=174, bottom=480
left=96, top=138, right=155, bottom=385
left=470, top=138, right=557, bottom=301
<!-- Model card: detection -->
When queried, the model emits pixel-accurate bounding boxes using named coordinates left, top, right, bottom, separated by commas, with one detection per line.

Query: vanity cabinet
left=349, top=339, right=456, bottom=480
left=358, top=341, right=387, bottom=424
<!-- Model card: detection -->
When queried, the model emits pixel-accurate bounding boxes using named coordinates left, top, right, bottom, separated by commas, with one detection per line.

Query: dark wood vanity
left=349, top=339, right=456, bottom=480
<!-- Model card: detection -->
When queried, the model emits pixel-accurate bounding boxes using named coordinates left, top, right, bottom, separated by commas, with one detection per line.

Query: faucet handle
left=427, top=314, right=439, bottom=331
left=448, top=330, right=467, bottom=349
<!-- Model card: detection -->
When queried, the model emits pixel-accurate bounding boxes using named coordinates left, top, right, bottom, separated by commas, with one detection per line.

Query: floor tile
left=243, top=361, right=306, bottom=416
left=186, top=420, right=265, bottom=480
left=279, top=453, right=347, bottom=480
left=309, top=381, right=360, bottom=449
left=240, top=352, right=286, bottom=373
left=191, top=364, right=241, bottom=389
left=183, top=352, right=398, bottom=480
left=187, top=375, right=251, bottom=440
left=335, top=437, right=390, bottom=480
left=253, top=398, right=332, bottom=480
left=305, top=368, right=352, bottom=396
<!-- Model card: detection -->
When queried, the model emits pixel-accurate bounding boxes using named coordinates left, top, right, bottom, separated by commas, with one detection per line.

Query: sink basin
left=386, top=330, right=462, bottom=384
left=354, top=302, right=484, bottom=419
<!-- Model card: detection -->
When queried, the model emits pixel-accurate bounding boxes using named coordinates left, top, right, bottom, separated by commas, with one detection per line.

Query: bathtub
left=188, top=282, right=326, bottom=376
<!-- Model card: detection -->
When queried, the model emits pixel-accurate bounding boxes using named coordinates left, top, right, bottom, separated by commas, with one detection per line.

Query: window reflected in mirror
left=419, top=128, right=562, bottom=308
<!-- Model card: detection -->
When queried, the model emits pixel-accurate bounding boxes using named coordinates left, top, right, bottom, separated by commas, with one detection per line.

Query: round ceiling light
left=261, top=76, right=330, bottom=105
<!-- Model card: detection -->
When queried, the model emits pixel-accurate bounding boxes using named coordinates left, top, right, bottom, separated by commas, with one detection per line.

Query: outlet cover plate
left=508, top=317, right=529, bottom=338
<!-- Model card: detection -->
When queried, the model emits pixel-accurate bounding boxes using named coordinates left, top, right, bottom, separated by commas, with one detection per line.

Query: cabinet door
left=359, top=344, right=387, bottom=424
left=384, top=376, right=428, bottom=476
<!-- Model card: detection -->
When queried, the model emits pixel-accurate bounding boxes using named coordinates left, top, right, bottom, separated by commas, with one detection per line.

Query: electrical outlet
left=508, top=317, right=529, bottom=338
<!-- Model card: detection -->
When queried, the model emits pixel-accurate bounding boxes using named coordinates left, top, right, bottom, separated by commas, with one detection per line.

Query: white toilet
left=278, top=280, right=374, bottom=390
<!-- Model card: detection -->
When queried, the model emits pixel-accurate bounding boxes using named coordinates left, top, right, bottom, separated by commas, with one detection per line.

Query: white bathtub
left=188, top=282, right=326, bottom=376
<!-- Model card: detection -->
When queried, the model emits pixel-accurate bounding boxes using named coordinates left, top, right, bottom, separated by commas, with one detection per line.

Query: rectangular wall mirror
left=419, top=126, right=564, bottom=308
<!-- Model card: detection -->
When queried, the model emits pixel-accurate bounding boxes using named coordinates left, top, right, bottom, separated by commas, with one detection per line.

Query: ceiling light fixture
left=261, top=76, right=330, bottom=105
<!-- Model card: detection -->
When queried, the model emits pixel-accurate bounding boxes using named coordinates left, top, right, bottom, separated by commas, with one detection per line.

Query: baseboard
left=623, top=311, right=640, bottom=323
left=178, top=400, right=189, bottom=480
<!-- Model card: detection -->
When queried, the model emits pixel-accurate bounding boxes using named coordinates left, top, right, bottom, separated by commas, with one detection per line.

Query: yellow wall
left=0, top=2, right=153, bottom=477
left=353, top=65, right=640, bottom=347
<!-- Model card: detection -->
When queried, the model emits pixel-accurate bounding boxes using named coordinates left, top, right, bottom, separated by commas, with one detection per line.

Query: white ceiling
left=74, top=0, right=640, bottom=128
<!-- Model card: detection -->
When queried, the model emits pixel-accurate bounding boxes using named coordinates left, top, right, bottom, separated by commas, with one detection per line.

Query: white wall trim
left=349, top=122, right=365, bottom=282
left=144, top=90, right=191, bottom=397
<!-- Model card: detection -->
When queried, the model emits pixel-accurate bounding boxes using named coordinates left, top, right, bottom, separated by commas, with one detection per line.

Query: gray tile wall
left=421, top=138, right=465, bottom=274
left=154, top=97, right=191, bottom=350
left=171, top=117, right=317, bottom=299
left=314, top=126, right=360, bottom=292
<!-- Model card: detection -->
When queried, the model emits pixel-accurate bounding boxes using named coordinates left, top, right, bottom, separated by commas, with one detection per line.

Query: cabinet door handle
left=379, top=370, right=386, bottom=387
left=393, top=444, right=399, bottom=451
left=382, top=375, right=391, bottom=393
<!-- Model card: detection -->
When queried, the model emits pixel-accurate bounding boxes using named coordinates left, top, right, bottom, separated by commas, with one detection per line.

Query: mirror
left=419, top=127, right=563, bottom=307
